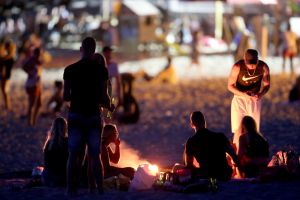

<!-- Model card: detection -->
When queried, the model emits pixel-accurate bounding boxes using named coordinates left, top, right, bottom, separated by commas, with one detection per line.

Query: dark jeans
left=67, top=112, right=102, bottom=156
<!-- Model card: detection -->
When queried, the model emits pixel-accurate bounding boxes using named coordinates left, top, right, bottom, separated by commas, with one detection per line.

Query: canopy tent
left=227, top=0, right=277, bottom=4
left=123, top=0, right=161, bottom=16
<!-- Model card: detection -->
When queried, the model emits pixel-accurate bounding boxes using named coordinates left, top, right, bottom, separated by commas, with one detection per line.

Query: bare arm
left=184, top=143, right=194, bottom=167
left=3, top=43, right=16, bottom=60
left=101, top=80, right=114, bottom=111
left=257, top=64, right=270, bottom=99
left=107, top=142, right=120, bottom=164
left=227, top=64, right=249, bottom=98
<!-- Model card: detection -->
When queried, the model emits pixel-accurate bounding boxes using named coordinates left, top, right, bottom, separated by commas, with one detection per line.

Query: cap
left=102, top=46, right=113, bottom=52
left=244, top=49, right=258, bottom=64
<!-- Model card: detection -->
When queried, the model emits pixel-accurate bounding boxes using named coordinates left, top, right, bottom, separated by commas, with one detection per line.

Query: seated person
left=289, top=76, right=300, bottom=102
left=238, top=116, right=269, bottom=178
left=101, top=124, right=135, bottom=180
left=143, top=56, right=178, bottom=84
left=184, top=111, right=240, bottom=181
left=118, top=73, right=140, bottom=124
left=47, top=80, right=64, bottom=114
left=42, top=117, right=68, bottom=186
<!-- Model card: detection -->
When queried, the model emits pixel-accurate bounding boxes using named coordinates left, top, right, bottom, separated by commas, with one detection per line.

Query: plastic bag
left=129, top=164, right=157, bottom=191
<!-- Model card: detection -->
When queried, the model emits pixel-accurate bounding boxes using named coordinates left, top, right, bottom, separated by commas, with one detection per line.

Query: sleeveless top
left=235, top=59, right=264, bottom=94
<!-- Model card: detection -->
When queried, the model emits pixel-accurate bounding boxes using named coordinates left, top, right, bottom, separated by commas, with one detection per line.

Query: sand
left=0, top=64, right=300, bottom=199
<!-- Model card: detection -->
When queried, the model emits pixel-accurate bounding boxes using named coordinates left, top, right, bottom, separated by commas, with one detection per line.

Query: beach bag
left=129, top=164, right=157, bottom=191
left=267, top=148, right=300, bottom=179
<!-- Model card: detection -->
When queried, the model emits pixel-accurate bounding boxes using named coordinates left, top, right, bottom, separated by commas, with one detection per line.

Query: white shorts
left=231, top=95, right=261, bottom=147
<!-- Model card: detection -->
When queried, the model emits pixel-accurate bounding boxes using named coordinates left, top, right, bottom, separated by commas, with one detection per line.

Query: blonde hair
left=43, top=117, right=68, bottom=151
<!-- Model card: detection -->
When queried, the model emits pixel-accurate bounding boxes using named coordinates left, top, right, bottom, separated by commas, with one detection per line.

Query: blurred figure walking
left=281, top=23, right=298, bottom=74
left=22, top=47, right=43, bottom=126
left=0, top=38, right=16, bottom=111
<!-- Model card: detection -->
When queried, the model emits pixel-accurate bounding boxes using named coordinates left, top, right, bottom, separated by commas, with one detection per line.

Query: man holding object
left=228, top=49, right=270, bottom=151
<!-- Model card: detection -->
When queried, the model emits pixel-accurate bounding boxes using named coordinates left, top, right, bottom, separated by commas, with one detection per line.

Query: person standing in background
left=282, top=23, right=298, bottom=74
left=22, top=47, right=43, bottom=127
left=0, top=38, right=16, bottom=111
left=102, top=46, right=122, bottom=106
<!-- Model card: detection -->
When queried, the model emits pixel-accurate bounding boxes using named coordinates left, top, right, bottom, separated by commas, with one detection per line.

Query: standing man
left=228, top=49, right=270, bottom=151
left=102, top=46, right=122, bottom=105
left=282, top=23, right=298, bottom=74
left=63, top=37, right=113, bottom=196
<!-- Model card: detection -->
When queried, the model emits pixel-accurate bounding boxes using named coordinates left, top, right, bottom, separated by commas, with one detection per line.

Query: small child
left=47, top=80, right=64, bottom=114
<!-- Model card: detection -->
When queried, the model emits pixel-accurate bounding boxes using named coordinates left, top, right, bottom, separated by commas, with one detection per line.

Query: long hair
left=241, top=116, right=265, bottom=139
left=43, top=117, right=67, bottom=151
left=102, top=124, right=118, bottom=143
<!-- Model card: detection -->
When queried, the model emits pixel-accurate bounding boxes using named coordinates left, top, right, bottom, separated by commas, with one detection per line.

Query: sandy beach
left=0, top=60, right=300, bottom=199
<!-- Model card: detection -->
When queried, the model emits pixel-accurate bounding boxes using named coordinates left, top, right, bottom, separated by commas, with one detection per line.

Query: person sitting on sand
left=46, top=80, right=64, bottom=115
left=42, top=117, right=68, bottom=186
left=85, top=124, right=134, bottom=191
left=184, top=111, right=240, bottom=181
left=143, top=56, right=178, bottom=84
left=289, top=75, right=300, bottom=102
left=238, top=116, right=269, bottom=178
left=100, top=124, right=135, bottom=180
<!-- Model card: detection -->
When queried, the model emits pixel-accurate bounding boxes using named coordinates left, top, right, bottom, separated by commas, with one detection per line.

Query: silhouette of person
left=282, top=23, right=298, bottom=74
left=42, top=117, right=68, bottom=186
left=22, top=47, right=43, bottom=126
left=184, top=111, right=239, bottom=181
left=289, top=75, right=300, bottom=102
left=118, top=73, right=140, bottom=124
left=238, top=116, right=269, bottom=178
left=101, top=124, right=135, bottom=180
left=228, top=49, right=270, bottom=151
left=63, top=37, right=114, bottom=196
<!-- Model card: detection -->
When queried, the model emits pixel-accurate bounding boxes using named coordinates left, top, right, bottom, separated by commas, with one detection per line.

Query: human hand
left=114, top=137, right=121, bottom=146
left=245, top=92, right=259, bottom=101
left=109, top=103, right=116, bottom=112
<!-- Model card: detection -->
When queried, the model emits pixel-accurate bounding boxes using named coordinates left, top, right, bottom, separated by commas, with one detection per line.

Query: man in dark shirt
left=228, top=49, right=270, bottom=151
left=184, top=111, right=239, bottom=181
left=63, top=37, right=113, bottom=196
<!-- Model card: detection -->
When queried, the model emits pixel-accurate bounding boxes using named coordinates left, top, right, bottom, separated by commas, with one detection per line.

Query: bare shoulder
left=259, top=60, right=270, bottom=71
left=230, top=63, right=241, bottom=75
